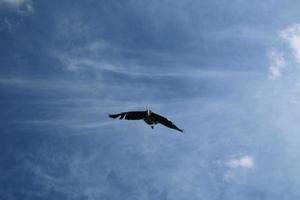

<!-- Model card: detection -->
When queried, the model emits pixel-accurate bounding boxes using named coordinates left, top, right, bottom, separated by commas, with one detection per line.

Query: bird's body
left=109, top=108, right=183, bottom=132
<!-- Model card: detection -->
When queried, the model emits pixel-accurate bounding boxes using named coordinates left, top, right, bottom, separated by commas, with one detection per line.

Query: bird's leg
left=151, top=125, right=154, bottom=129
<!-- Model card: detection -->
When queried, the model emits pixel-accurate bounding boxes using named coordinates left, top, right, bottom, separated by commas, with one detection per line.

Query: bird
left=109, top=108, right=183, bottom=133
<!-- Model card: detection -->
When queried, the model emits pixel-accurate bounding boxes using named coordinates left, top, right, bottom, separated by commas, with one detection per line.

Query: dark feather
left=124, top=111, right=146, bottom=120
left=109, top=111, right=146, bottom=120
left=152, top=112, right=183, bottom=132
left=109, top=113, right=122, bottom=119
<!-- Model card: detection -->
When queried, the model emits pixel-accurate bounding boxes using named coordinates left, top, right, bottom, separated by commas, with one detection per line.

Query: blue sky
left=1, top=0, right=300, bottom=199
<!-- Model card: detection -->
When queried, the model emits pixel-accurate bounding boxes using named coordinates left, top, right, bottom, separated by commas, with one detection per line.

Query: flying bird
left=109, top=108, right=183, bottom=133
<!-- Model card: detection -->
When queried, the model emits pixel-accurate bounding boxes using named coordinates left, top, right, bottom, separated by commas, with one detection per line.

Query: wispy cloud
left=224, top=155, right=254, bottom=181
left=0, top=77, right=106, bottom=93
left=0, top=0, right=33, bottom=13
left=268, top=50, right=286, bottom=79
left=3, top=17, right=13, bottom=33
left=281, top=23, right=300, bottom=63
left=18, top=119, right=116, bottom=133
left=227, top=155, right=254, bottom=169
left=267, top=23, right=300, bottom=79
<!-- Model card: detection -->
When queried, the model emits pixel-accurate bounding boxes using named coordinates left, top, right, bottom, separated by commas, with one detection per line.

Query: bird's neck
left=147, top=108, right=151, bottom=117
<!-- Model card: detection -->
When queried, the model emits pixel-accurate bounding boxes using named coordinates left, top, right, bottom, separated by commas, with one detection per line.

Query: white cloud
left=0, top=0, right=33, bottom=13
left=227, top=155, right=254, bottom=169
left=281, top=23, right=300, bottom=63
left=266, top=23, right=300, bottom=79
left=224, top=155, right=254, bottom=181
left=268, top=50, right=286, bottom=79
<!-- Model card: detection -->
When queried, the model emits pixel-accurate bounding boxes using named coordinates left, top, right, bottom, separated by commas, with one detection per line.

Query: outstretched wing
left=109, top=111, right=146, bottom=120
left=152, top=112, right=183, bottom=132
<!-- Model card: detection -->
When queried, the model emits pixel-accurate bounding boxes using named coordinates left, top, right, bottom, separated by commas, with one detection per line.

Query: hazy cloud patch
left=267, top=23, right=300, bottom=79
left=281, top=23, right=300, bottom=63
left=0, top=0, right=33, bottom=13
left=224, top=155, right=254, bottom=182
left=227, top=155, right=254, bottom=169
left=268, top=50, right=286, bottom=79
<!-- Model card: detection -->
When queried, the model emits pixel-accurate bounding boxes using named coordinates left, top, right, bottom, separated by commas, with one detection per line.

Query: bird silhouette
left=109, top=108, right=183, bottom=133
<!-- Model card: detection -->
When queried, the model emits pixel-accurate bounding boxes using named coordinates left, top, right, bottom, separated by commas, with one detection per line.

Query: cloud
left=266, top=23, right=300, bottom=79
left=268, top=50, right=286, bottom=79
left=281, top=23, right=300, bottom=63
left=224, top=155, right=254, bottom=181
left=0, top=0, right=33, bottom=13
left=3, top=17, right=13, bottom=33
left=227, top=155, right=254, bottom=169
left=0, top=78, right=88, bottom=93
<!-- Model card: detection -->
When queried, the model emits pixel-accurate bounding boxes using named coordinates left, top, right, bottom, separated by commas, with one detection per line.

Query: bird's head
left=146, top=106, right=151, bottom=116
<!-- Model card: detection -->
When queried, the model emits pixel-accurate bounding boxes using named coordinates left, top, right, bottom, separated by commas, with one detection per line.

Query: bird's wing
left=124, top=111, right=146, bottom=120
left=109, top=111, right=146, bottom=120
left=152, top=112, right=183, bottom=132
left=109, top=113, right=123, bottom=119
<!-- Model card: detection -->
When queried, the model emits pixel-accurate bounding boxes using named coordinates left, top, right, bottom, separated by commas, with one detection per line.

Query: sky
left=1, top=0, right=300, bottom=199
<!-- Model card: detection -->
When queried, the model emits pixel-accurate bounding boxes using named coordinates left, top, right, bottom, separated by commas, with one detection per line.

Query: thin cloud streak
left=0, top=0, right=33, bottom=13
